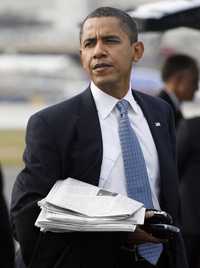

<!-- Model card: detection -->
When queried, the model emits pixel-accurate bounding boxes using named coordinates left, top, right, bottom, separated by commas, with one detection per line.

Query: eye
left=84, top=42, right=91, bottom=48
left=83, top=39, right=95, bottom=48
left=106, top=40, right=118, bottom=44
left=104, top=37, right=121, bottom=44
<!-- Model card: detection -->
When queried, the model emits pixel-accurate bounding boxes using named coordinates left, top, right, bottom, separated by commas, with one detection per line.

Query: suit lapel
left=74, top=88, right=103, bottom=186
left=75, top=89, right=165, bottom=188
left=132, top=91, right=172, bottom=205
left=132, top=91, right=165, bottom=155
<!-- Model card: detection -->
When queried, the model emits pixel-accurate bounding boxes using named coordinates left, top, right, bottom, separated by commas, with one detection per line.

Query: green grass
left=0, top=129, right=25, bottom=166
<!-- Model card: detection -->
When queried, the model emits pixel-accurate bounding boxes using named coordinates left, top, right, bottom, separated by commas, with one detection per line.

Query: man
left=177, top=117, right=200, bottom=268
left=11, top=7, right=187, bottom=268
left=158, top=54, right=199, bottom=129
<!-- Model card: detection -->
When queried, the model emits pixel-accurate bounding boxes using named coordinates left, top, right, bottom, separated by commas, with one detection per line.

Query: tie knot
left=116, top=99, right=129, bottom=116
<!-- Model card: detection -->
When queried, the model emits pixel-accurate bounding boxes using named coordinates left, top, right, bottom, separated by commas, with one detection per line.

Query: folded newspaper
left=35, top=178, right=145, bottom=233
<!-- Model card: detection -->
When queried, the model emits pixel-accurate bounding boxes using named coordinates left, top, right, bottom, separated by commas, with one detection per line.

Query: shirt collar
left=123, top=87, right=141, bottom=115
left=90, top=82, right=139, bottom=120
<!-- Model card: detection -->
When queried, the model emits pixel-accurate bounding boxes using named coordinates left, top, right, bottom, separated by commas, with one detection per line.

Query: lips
left=93, top=63, right=112, bottom=70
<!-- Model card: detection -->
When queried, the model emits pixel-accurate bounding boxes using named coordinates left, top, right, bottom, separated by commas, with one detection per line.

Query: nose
left=93, top=41, right=107, bottom=59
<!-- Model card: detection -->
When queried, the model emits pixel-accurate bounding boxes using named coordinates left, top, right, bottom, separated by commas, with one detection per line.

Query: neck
left=165, top=83, right=182, bottom=102
left=95, top=81, right=130, bottom=99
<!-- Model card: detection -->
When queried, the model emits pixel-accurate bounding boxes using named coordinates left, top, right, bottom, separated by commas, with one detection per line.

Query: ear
left=132, top=41, right=144, bottom=63
left=173, top=72, right=184, bottom=85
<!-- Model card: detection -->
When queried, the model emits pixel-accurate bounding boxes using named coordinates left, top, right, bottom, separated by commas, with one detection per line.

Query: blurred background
left=1, top=0, right=200, bottom=206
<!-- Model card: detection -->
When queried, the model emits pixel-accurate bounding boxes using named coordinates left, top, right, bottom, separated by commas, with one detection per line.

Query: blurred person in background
left=0, top=164, right=15, bottom=267
left=158, top=54, right=199, bottom=129
left=11, top=6, right=187, bottom=268
left=177, top=117, right=200, bottom=268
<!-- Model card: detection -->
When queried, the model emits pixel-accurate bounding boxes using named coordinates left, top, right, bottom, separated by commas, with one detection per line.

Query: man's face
left=80, top=17, right=143, bottom=97
left=177, top=70, right=199, bottom=101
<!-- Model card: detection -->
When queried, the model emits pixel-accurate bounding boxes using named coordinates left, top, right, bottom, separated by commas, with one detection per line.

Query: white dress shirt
left=90, top=82, right=161, bottom=210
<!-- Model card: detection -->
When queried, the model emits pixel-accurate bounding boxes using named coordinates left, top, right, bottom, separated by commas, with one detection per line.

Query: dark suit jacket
left=158, top=90, right=183, bottom=129
left=177, top=117, right=200, bottom=234
left=11, top=88, right=186, bottom=268
left=0, top=165, right=15, bottom=268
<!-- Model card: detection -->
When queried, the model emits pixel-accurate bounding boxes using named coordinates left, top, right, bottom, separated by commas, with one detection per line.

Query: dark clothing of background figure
left=0, top=165, right=15, bottom=268
left=177, top=117, right=200, bottom=268
left=158, top=90, right=183, bottom=129
left=11, top=88, right=187, bottom=268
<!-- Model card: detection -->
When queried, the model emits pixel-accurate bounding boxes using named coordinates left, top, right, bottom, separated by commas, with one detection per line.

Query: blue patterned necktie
left=116, top=99, right=163, bottom=265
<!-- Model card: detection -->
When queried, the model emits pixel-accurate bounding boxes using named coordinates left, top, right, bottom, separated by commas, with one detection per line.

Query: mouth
left=93, top=63, right=113, bottom=71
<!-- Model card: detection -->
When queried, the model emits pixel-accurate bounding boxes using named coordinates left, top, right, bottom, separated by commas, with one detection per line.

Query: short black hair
left=162, top=54, right=199, bottom=82
left=80, top=6, right=138, bottom=44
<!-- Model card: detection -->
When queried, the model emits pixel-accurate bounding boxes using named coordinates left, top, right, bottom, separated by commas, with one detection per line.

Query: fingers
left=145, top=210, right=155, bottom=219
left=127, top=227, right=158, bottom=244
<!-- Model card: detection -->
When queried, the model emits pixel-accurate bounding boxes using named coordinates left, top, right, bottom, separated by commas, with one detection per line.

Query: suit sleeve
left=11, top=113, right=71, bottom=266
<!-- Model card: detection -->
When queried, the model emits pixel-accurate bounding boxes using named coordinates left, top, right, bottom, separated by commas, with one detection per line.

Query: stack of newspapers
left=35, top=178, right=145, bottom=233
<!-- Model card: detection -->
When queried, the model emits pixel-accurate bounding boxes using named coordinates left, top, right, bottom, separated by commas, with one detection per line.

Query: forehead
left=81, top=17, right=127, bottom=40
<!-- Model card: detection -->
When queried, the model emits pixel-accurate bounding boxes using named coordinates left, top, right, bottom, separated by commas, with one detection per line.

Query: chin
left=93, top=76, right=117, bottom=88
left=94, top=81, right=114, bottom=90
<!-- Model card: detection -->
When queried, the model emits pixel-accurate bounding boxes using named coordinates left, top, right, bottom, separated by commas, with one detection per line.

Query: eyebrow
left=82, top=34, right=121, bottom=45
left=102, top=35, right=121, bottom=40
